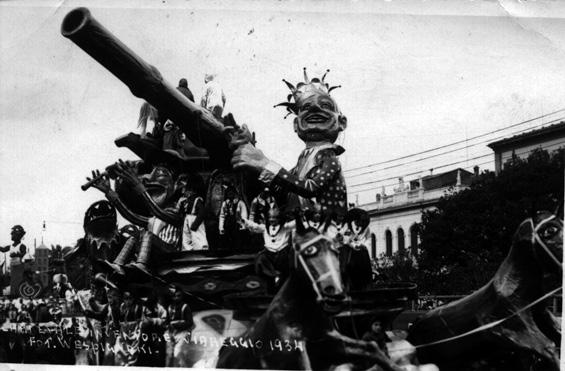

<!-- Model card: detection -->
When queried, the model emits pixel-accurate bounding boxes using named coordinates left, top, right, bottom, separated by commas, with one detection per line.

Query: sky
left=1, top=0, right=565, bottom=247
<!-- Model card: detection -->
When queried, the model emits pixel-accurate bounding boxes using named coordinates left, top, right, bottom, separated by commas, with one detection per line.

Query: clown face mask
left=276, top=68, right=347, bottom=144
left=294, top=92, right=347, bottom=143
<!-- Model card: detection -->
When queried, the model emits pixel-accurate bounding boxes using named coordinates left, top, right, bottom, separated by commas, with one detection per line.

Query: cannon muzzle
left=61, top=7, right=232, bottom=167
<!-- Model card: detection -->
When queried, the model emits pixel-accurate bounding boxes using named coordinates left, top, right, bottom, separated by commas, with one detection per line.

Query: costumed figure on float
left=231, top=68, right=348, bottom=220
left=64, top=200, right=120, bottom=289
left=86, top=160, right=185, bottom=277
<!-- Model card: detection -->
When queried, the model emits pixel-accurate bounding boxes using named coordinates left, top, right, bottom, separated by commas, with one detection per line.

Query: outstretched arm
left=86, top=169, right=148, bottom=227
left=232, top=144, right=340, bottom=198
left=241, top=218, right=266, bottom=234
left=106, top=190, right=149, bottom=227
left=139, top=191, right=183, bottom=226
left=114, top=161, right=183, bottom=227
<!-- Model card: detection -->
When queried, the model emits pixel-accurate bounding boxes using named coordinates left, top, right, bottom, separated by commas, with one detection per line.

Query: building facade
left=35, top=244, right=50, bottom=288
left=356, top=122, right=565, bottom=261
left=488, top=122, right=565, bottom=174
left=359, top=168, right=474, bottom=259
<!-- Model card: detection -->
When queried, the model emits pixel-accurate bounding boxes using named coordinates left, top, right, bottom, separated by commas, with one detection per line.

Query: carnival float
left=0, top=7, right=560, bottom=371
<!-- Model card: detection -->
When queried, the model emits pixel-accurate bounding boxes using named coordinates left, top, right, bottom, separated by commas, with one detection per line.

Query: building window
left=410, top=224, right=419, bottom=256
left=371, top=233, right=377, bottom=259
left=385, top=230, right=393, bottom=257
left=398, top=228, right=405, bottom=252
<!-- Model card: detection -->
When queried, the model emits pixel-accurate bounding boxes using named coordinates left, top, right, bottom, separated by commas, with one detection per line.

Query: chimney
left=473, top=165, right=479, bottom=176
left=456, top=169, right=462, bottom=186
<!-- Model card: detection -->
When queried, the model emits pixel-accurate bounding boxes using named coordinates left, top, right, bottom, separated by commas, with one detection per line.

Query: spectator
left=166, top=287, right=194, bottom=368
left=138, top=294, right=167, bottom=367
left=115, top=290, right=143, bottom=366
left=120, top=291, right=142, bottom=322
left=52, top=273, right=74, bottom=299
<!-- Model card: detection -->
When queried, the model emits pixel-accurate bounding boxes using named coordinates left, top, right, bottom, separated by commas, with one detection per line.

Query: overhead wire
left=349, top=137, right=565, bottom=195
left=349, top=159, right=495, bottom=195
left=343, top=108, right=565, bottom=174
left=348, top=153, right=493, bottom=190
left=345, top=116, right=565, bottom=179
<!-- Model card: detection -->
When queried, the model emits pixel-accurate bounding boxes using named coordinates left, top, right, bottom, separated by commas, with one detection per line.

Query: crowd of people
left=0, top=269, right=196, bottom=367
left=82, top=278, right=194, bottom=367
left=0, top=295, right=75, bottom=324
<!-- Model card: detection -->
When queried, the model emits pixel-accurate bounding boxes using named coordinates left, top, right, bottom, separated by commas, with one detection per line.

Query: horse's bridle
left=531, top=214, right=562, bottom=269
left=295, top=234, right=341, bottom=302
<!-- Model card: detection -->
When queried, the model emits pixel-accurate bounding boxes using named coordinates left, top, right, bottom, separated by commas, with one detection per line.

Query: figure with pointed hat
left=218, top=185, right=248, bottom=250
left=231, top=68, right=348, bottom=222
left=340, top=208, right=373, bottom=290
left=249, top=187, right=277, bottom=225
left=304, top=203, right=327, bottom=233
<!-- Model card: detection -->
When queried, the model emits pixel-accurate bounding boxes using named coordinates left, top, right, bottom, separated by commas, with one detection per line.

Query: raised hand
left=114, top=159, right=142, bottom=189
left=231, top=143, right=269, bottom=172
left=86, top=170, right=111, bottom=194
left=225, top=123, right=254, bottom=150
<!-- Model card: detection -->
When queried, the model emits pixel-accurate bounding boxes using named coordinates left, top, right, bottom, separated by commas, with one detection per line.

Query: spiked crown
left=275, top=68, right=341, bottom=119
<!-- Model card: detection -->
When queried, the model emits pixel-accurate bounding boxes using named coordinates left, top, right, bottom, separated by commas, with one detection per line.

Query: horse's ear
left=514, top=217, right=534, bottom=245
left=527, top=201, right=537, bottom=220
left=294, top=209, right=306, bottom=235
left=322, top=214, right=332, bottom=233
left=554, top=202, right=564, bottom=220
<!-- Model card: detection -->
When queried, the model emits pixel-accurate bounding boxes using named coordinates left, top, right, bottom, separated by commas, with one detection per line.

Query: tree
left=373, top=249, right=418, bottom=283
left=416, top=148, right=564, bottom=295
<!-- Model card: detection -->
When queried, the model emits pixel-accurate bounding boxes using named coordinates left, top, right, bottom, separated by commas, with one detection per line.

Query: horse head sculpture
left=529, top=208, right=563, bottom=281
left=217, top=216, right=407, bottom=370
left=408, top=209, right=563, bottom=371
left=292, top=218, right=348, bottom=313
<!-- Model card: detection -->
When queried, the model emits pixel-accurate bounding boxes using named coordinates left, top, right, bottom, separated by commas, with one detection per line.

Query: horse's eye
left=541, top=225, right=559, bottom=239
left=303, top=245, right=318, bottom=256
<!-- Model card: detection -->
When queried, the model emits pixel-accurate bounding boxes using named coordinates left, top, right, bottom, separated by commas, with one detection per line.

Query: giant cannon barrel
left=61, top=7, right=231, bottom=167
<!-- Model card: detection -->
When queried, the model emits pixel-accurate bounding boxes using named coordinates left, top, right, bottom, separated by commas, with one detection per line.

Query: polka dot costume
left=273, top=144, right=347, bottom=216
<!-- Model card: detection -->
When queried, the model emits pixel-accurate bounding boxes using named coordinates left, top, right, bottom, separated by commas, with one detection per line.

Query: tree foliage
left=416, top=148, right=564, bottom=294
left=373, top=249, right=418, bottom=283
